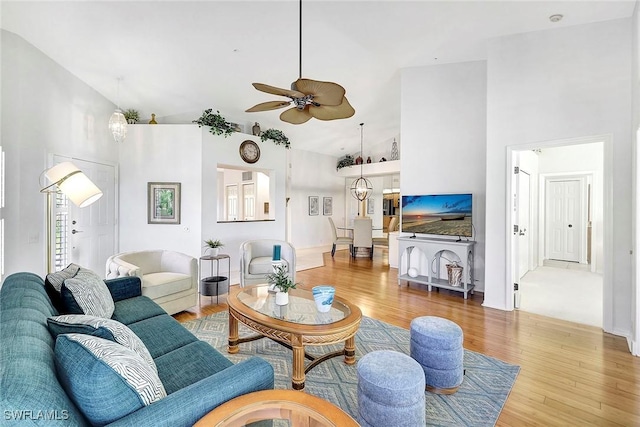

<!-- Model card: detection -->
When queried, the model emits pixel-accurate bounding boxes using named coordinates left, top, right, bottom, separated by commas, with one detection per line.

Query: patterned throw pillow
left=47, top=314, right=157, bottom=372
left=61, top=269, right=115, bottom=318
left=55, top=334, right=166, bottom=426
left=45, top=263, right=81, bottom=293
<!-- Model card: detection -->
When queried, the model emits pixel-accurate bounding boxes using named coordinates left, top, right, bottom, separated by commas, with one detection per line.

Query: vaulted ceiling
left=1, top=1, right=635, bottom=155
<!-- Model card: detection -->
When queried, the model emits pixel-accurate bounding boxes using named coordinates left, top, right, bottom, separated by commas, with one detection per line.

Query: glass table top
left=237, top=286, right=349, bottom=325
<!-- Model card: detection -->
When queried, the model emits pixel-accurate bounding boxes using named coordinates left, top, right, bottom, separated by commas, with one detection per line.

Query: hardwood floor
left=174, top=249, right=640, bottom=426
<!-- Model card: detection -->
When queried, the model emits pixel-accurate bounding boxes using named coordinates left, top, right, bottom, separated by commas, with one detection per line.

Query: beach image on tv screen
left=401, top=194, right=472, bottom=237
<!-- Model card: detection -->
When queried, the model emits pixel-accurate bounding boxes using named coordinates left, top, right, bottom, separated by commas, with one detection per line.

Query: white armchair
left=240, top=240, right=296, bottom=287
left=105, top=250, right=197, bottom=314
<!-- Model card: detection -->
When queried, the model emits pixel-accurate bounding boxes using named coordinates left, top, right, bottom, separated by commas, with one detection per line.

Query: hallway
left=519, top=264, right=602, bottom=328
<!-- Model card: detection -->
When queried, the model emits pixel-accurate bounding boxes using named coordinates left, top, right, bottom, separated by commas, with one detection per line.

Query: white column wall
left=400, top=61, right=488, bottom=291
left=485, top=19, right=632, bottom=337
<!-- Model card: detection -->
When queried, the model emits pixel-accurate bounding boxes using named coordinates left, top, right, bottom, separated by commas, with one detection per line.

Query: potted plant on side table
left=203, top=239, right=224, bottom=257
left=266, top=263, right=297, bottom=305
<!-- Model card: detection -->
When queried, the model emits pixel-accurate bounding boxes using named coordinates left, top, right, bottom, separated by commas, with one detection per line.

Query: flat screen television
left=401, top=193, right=473, bottom=237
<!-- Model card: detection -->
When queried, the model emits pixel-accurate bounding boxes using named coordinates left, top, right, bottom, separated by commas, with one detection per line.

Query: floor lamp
left=40, top=162, right=103, bottom=274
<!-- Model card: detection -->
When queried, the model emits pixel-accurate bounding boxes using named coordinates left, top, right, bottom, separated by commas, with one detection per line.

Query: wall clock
left=239, top=140, right=260, bottom=164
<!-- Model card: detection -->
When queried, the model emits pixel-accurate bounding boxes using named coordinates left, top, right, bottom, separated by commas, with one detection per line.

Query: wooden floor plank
left=173, top=249, right=640, bottom=425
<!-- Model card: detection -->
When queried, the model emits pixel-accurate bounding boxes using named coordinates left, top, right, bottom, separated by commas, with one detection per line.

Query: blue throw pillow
left=61, top=269, right=115, bottom=318
left=48, top=315, right=156, bottom=371
left=54, top=334, right=166, bottom=426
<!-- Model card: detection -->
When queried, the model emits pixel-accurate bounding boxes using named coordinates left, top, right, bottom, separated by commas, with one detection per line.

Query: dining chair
left=373, top=217, right=398, bottom=247
left=353, top=218, right=373, bottom=259
left=328, top=217, right=354, bottom=257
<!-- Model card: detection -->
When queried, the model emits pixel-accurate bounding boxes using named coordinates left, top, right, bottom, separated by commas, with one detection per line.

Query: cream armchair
left=240, top=240, right=296, bottom=287
left=106, top=250, right=197, bottom=314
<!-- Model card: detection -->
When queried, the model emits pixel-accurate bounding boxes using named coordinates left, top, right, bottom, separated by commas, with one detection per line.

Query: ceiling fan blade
left=309, top=96, right=355, bottom=121
left=245, top=100, right=291, bottom=113
left=280, top=106, right=313, bottom=125
left=293, top=78, right=345, bottom=106
left=252, top=83, right=305, bottom=98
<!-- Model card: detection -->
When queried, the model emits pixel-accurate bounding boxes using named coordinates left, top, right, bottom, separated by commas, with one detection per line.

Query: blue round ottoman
left=410, top=316, right=464, bottom=394
left=356, top=350, right=426, bottom=427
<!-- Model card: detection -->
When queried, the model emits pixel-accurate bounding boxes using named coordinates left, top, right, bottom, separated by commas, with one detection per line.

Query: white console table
left=397, top=236, right=476, bottom=299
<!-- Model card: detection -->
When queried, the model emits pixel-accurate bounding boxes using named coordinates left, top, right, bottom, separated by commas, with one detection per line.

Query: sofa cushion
left=61, top=269, right=115, bottom=318
left=55, top=334, right=166, bottom=426
left=153, top=340, right=234, bottom=394
left=48, top=314, right=156, bottom=371
left=142, top=272, right=192, bottom=299
left=248, top=257, right=289, bottom=275
left=112, top=295, right=167, bottom=325
left=126, top=314, right=198, bottom=359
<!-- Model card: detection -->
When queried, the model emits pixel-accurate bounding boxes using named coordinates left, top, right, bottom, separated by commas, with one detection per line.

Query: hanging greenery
left=192, top=109, right=236, bottom=137
left=336, top=154, right=355, bottom=170
left=260, top=129, right=290, bottom=149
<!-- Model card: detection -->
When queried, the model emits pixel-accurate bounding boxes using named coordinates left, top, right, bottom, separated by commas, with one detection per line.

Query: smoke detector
left=549, top=14, right=563, bottom=23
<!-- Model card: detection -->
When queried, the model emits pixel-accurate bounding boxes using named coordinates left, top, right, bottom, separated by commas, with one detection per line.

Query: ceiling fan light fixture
left=246, top=0, right=354, bottom=124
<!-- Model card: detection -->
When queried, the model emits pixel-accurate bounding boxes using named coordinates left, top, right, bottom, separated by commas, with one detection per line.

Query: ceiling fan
left=246, top=0, right=355, bottom=125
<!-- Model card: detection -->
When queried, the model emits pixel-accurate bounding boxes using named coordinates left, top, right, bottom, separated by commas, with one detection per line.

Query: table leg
left=344, top=336, right=356, bottom=365
left=228, top=312, right=239, bottom=354
left=291, top=336, right=305, bottom=390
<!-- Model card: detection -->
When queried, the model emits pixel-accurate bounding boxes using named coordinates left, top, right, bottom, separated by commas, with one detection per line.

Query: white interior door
left=546, top=179, right=583, bottom=262
left=243, top=183, right=255, bottom=220
left=226, top=185, right=238, bottom=221
left=517, top=170, right=531, bottom=279
left=53, top=156, right=116, bottom=274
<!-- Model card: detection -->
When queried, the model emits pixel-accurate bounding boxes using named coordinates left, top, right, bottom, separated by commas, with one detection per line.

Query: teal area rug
left=182, top=312, right=519, bottom=426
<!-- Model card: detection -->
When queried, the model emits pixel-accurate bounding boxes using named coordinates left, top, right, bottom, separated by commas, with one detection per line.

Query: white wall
left=118, top=125, right=202, bottom=258
left=632, top=0, right=640, bottom=356
left=485, top=19, right=632, bottom=337
left=1, top=30, right=118, bottom=278
left=400, top=61, right=487, bottom=291
left=289, top=149, right=346, bottom=250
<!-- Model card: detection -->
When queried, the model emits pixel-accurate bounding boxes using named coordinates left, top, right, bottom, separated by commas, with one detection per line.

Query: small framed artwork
left=264, top=202, right=269, bottom=214
left=308, top=196, right=319, bottom=216
left=148, top=182, right=181, bottom=224
left=323, top=197, right=333, bottom=216
left=367, top=198, right=374, bottom=215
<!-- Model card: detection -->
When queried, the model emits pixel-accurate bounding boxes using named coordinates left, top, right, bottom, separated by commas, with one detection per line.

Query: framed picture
left=367, top=198, right=374, bottom=215
left=308, top=196, right=319, bottom=216
left=148, top=182, right=181, bottom=224
left=264, top=202, right=269, bottom=214
left=323, top=197, right=333, bottom=216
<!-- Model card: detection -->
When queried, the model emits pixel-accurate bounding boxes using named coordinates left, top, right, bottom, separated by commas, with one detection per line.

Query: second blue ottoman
left=357, top=350, right=426, bottom=427
left=410, top=316, right=464, bottom=394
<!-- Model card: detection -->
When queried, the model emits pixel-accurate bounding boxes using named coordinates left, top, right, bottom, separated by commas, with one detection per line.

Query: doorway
left=50, top=155, right=117, bottom=274
left=508, top=137, right=608, bottom=329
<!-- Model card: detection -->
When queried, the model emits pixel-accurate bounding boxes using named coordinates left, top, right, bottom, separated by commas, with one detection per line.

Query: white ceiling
left=1, top=1, right=635, bottom=156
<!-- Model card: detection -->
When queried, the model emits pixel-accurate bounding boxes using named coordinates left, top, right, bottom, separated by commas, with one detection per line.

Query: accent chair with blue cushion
left=0, top=271, right=274, bottom=426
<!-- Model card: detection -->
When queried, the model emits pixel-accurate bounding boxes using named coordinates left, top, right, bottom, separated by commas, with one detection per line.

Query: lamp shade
left=44, top=162, right=103, bottom=207
left=108, top=109, right=127, bottom=143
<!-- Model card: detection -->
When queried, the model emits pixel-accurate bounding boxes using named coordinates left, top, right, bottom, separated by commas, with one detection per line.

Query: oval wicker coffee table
left=194, top=389, right=359, bottom=426
left=227, top=285, right=362, bottom=390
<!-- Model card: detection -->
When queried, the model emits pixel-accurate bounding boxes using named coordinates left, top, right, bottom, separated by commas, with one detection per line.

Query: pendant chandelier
left=108, top=78, right=127, bottom=143
left=350, top=123, right=373, bottom=202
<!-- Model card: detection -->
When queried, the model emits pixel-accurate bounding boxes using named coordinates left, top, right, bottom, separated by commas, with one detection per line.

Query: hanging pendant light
left=350, top=123, right=373, bottom=202
left=108, top=78, right=127, bottom=143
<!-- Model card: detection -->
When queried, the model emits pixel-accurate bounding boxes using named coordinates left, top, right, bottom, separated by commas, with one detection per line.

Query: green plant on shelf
left=260, top=129, right=290, bottom=149
left=193, top=109, right=236, bottom=137
left=203, top=239, right=224, bottom=249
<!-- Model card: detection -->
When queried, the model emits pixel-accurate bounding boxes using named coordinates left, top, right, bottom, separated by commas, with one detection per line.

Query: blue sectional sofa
left=0, top=272, right=274, bottom=426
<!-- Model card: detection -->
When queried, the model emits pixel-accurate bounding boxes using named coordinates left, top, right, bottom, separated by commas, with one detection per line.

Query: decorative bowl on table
left=312, top=286, right=335, bottom=313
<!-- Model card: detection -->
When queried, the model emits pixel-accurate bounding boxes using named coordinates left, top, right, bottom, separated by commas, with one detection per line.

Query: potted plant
left=123, top=109, right=140, bottom=124
left=260, top=129, right=290, bottom=149
left=336, top=154, right=355, bottom=170
left=203, top=239, right=224, bottom=257
left=193, top=109, right=236, bottom=137
left=266, top=263, right=297, bottom=305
